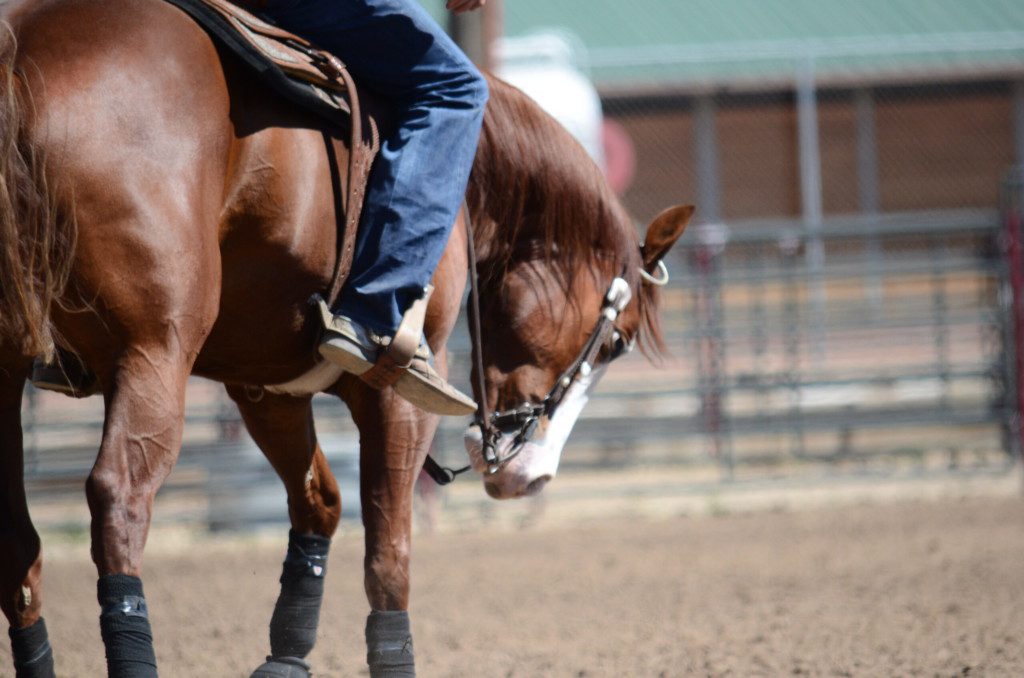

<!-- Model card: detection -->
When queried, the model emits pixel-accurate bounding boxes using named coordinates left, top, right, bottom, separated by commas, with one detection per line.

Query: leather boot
left=315, top=297, right=476, bottom=416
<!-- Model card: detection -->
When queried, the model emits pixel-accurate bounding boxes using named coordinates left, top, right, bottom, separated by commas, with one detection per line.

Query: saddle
left=167, top=0, right=358, bottom=121
left=164, top=0, right=379, bottom=307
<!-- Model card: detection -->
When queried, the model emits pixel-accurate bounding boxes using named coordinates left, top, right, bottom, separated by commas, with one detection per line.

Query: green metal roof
left=418, top=0, right=1024, bottom=91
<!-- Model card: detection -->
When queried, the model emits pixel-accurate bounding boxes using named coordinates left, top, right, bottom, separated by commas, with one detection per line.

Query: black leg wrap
left=8, top=617, right=56, bottom=678
left=268, top=530, right=330, bottom=659
left=365, top=611, right=414, bottom=678
left=98, top=575, right=157, bottom=678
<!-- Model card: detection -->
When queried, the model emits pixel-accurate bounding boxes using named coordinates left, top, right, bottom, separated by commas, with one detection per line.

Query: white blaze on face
left=463, top=365, right=607, bottom=499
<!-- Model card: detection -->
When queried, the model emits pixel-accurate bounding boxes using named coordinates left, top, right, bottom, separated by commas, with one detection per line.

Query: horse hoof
left=250, top=656, right=312, bottom=678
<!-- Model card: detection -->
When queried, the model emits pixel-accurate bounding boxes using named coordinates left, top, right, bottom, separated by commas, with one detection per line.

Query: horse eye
left=607, top=331, right=634, bottom=362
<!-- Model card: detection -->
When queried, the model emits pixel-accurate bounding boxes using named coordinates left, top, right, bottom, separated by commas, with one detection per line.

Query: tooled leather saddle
left=166, top=0, right=355, bottom=120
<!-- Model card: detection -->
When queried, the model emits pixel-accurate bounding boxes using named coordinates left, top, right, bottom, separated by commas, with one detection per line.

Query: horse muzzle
left=463, top=425, right=560, bottom=500
left=462, top=365, right=605, bottom=500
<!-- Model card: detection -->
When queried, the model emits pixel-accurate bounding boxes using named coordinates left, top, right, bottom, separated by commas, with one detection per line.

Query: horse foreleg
left=225, top=386, right=340, bottom=678
left=0, top=359, right=56, bottom=678
left=86, top=348, right=193, bottom=678
left=340, top=378, right=441, bottom=678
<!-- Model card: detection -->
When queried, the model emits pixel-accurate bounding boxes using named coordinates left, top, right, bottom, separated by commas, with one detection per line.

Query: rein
left=422, top=207, right=486, bottom=485
left=421, top=206, right=640, bottom=486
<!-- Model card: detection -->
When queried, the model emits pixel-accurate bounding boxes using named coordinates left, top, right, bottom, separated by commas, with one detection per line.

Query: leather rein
left=422, top=209, right=638, bottom=485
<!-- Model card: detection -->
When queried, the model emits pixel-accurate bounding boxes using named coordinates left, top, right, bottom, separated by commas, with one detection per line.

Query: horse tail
left=0, top=23, right=75, bottom=360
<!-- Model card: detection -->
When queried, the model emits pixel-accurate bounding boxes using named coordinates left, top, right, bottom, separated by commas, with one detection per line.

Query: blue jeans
left=261, top=0, right=488, bottom=335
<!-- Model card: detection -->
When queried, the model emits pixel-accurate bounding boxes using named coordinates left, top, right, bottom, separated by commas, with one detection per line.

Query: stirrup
left=314, top=291, right=477, bottom=416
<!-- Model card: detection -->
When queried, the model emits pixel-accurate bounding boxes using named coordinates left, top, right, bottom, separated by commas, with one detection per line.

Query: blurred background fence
left=19, top=0, right=1024, bottom=531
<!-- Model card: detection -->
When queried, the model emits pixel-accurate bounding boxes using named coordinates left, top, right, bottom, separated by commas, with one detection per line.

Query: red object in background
left=602, top=118, right=636, bottom=196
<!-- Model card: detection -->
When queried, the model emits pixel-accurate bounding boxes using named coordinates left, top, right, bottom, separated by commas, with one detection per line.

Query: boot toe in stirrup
left=394, top=357, right=477, bottom=416
left=315, top=300, right=476, bottom=416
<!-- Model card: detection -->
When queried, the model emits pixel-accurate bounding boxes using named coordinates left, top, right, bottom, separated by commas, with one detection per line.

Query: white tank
left=496, top=31, right=606, bottom=171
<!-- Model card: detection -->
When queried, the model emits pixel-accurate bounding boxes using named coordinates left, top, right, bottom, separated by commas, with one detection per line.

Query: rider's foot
left=318, top=313, right=477, bottom=416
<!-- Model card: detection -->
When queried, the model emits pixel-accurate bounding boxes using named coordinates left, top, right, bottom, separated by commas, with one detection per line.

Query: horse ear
left=641, top=205, right=694, bottom=270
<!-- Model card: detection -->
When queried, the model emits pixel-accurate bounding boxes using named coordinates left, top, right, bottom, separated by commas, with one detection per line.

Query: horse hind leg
left=224, top=386, right=341, bottom=678
left=0, top=357, right=56, bottom=678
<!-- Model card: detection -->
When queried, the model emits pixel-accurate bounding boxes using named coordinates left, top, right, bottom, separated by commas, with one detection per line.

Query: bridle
left=471, top=275, right=634, bottom=475
left=421, top=209, right=659, bottom=485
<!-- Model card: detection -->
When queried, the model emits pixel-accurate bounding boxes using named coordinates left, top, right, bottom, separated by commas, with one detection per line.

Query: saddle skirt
left=204, top=0, right=346, bottom=93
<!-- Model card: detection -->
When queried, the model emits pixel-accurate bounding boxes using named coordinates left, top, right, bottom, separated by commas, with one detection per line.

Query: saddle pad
left=162, top=0, right=354, bottom=125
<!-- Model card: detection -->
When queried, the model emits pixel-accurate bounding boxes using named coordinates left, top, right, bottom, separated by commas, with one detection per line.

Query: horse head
left=464, top=203, right=693, bottom=499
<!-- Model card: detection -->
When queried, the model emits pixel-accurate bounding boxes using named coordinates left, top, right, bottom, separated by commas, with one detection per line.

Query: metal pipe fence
left=18, top=205, right=1017, bottom=530
left=428, top=209, right=1019, bottom=482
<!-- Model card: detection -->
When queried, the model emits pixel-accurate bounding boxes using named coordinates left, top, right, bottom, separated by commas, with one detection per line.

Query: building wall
left=614, top=109, right=698, bottom=224
left=609, top=82, right=1017, bottom=225
left=717, top=102, right=801, bottom=220
left=875, top=88, right=1014, bottom=211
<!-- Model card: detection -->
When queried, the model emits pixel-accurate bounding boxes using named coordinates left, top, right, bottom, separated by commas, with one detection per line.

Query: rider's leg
left=224, top=386, right=340, bottom=678
left=262, top=0, right=487, bottom=334
left=261, top=0, right=486, bottom=415
left=1, top=358, right=56, bottom=678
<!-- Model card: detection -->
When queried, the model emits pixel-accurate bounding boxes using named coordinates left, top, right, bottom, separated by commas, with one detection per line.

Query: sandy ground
left=2, top=494, right=1023, bottom=677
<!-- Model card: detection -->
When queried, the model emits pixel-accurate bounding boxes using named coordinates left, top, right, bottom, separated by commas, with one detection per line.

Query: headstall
left=472, top=276, right=633, bottom=475
left=420, top=209, right=669, bottom=485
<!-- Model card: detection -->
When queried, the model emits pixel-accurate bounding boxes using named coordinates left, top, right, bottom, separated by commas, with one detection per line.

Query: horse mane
left=465, top=75, right=664, bottom=354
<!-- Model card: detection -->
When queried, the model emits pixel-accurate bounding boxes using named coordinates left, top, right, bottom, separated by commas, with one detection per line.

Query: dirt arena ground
left=2, top=494, right=1023, bottom=677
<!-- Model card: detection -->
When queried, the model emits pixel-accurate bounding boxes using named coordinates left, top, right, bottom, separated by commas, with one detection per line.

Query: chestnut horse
left=0, top=0, right=690, bottom=675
